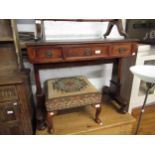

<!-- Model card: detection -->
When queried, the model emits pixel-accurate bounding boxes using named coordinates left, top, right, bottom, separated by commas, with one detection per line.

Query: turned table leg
left=95, top=104, right=103, bottom=125
left=47, top=112, right=55, bottom=134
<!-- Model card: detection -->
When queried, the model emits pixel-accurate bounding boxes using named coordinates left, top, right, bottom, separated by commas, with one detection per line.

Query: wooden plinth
left=36, top=102, right=135, bottom=135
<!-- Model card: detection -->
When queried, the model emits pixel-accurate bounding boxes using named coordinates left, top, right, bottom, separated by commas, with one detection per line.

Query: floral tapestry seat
left=45, top=76, right=102, bottom=134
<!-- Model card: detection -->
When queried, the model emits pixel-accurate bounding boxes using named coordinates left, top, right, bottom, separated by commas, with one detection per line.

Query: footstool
left=45, top=76, right=102, bottom=134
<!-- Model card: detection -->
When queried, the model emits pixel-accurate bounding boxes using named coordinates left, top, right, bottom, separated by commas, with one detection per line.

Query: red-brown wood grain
left=27, top=40, right=138, bottom=64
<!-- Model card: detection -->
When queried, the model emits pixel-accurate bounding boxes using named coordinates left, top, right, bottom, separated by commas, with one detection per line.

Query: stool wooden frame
left=46, top=104, right=102, bottom=134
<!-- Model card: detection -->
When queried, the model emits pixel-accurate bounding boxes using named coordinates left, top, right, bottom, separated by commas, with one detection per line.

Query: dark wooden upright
left=27, top=38, right=138, bottom=130
left=0, top=20, right=34, bottom=134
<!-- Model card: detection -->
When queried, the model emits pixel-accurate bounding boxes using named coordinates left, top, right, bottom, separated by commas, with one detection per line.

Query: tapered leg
left=95, top=104, right=103, bottom=125
left=47, top=112, right=55, bottom=134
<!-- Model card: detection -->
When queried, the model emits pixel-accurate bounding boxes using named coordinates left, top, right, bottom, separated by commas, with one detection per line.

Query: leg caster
left=47, top=112, right=55, bottom=134
left=95, top=104, right=103, bottom=125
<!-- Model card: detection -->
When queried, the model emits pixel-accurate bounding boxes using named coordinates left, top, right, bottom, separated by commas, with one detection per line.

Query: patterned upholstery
left=45, top=76, right=102, bottom=112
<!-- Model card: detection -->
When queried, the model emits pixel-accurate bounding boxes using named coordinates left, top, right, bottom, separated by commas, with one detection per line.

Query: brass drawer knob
left=46, top=51, right=53, bottom=58
left=118, top=48, right=126, bottom=53
left=84, top=48, right=92, bottom=56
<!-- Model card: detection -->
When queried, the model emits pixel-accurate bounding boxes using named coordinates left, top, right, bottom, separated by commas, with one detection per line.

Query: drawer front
left=0, top=101, right=20, bottom=123
left=65, top=46, right=109, bottom=59
left=0, top=86, right=18, bottom=102
left=27, top=47, right=63, bottom=63
left=110, top=44, right=132, bottom=57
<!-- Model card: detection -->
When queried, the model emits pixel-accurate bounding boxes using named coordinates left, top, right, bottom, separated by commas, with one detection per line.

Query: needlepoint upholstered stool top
left=46, top=76, right=102, bottom=111
left=45, top=76, right=102, bottom=134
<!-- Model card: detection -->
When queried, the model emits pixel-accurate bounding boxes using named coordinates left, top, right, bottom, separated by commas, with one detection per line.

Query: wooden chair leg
left=47, top=112, right=55, bottom=134
left=95, top=104, right=103, bottom=125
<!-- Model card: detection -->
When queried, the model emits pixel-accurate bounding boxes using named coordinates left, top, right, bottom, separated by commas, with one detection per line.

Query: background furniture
left=0, top=20, right=34, bottom=134
left=130, top=65, right=155, bottom=134
left=27, top=38, right=138, bottom=130
left=45, top=76, right=102, bottom=133
left=126, top=19, right=155, bottom=44
left=120, top=45, right=155, bottom=113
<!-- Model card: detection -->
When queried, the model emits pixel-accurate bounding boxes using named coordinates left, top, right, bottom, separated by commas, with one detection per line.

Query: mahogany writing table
left=26, top=38, right=138, bottom=130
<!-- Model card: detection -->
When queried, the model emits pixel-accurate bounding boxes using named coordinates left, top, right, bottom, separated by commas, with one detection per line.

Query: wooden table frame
left=27, top=39, right=138, bottom=130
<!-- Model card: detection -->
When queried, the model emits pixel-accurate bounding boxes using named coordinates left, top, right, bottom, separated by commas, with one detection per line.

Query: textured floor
left=132, top=104, right=155, bottom=135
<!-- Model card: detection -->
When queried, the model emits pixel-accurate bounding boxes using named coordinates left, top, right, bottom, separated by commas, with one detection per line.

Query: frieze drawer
left=27, top=47, right=63, bottom=63
left=110, top=44, right=132, bottom=57
left=64, top=46, right=109, bottom=60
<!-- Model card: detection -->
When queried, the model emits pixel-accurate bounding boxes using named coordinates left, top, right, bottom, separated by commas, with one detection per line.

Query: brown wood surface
left=27, top=40, right=138, bottom=64
left=26, top=39, right=138, bottom=46
left=132, top=103, right=155, bottom=135
left=0, top=19, right=19, bottom=77
left=0, top=44, right=18, bottom=73
left=0, top=20, right=33, bottom=135
left=120, top=53, right=137, bottom=110
left=0, top=85, right=33, bottom=134
left=110, top=43, right=132, bottom=57
left=0, top=20, right=13, bottom=39
left=0, top=70, right=34, bottom=135
left=36, top=101, right=135, bottom=135
left=28, top=46, right=63, bottom=63
left=0, top=72, right=24, bottom=86
left=64, top=45, right=109, bottom=59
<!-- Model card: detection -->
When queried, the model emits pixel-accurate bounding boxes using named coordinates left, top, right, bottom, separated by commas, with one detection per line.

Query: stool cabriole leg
left=47, top=112, right=55, bottom=134
left=95, top=104, right=103, bottom=125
